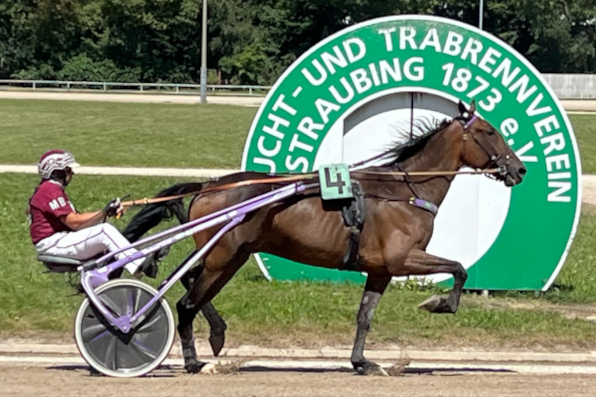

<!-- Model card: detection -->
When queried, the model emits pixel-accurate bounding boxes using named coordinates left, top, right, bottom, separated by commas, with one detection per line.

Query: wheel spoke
left=100, top=294, right=124, bottom=317
left=136, top=311, right=165, bottom=334
left=103, top=336, right=118, bottom=371
left=131, top=338, right=158, bottom=360
left=83, top=326, right=110, bottom=343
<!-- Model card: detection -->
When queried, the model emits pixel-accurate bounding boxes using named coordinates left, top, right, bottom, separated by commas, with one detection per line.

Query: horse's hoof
left=418, top=295, right=442, bottom=312
left=209, top=334, right=225, bottom=357
left=355, top=362, right=388, bottom=376
left=419, top=295, right=456, bottom=313
left=199, top=363, right=218, bottom=375
left=185, top=359, right=206, bottom=374
left=88, top=367, right=102, bottom=377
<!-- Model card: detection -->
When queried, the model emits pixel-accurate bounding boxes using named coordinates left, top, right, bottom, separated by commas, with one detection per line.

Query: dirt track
left=1, top=364, right=595, bottom=397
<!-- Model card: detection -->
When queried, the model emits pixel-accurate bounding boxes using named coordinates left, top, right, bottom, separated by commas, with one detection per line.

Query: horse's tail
left=122, top=182, right=204, bottom=242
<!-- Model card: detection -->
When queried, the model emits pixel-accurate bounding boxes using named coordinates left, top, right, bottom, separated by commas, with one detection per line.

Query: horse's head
left=456, top=100, right=526, bottom=187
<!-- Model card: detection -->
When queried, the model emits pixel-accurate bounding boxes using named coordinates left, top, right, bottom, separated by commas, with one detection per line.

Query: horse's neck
left=396, top=127, right=462, bottom=207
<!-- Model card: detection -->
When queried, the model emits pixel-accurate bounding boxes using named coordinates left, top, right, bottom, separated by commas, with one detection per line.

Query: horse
left=123, top=100, right=526, bottom=375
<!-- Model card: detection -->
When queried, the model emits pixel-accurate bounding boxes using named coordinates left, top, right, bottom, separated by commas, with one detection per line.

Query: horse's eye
left=487, top=129, right=496, bottom=136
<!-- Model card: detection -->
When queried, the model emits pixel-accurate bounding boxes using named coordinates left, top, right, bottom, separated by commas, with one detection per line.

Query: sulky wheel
left=74, top=279, right=175, bottom=378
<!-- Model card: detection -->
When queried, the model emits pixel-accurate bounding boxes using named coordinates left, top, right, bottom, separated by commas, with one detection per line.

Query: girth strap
left=408, top=197, right=438, bottom=215
left=341, top=181, right=365, bottom=271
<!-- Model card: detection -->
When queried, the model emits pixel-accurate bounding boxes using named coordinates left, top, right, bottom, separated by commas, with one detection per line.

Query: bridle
left=460, top=114, right=511, bottom=179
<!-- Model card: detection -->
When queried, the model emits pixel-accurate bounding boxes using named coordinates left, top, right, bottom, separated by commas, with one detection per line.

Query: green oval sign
left=241, top=15, right=582, bottom=291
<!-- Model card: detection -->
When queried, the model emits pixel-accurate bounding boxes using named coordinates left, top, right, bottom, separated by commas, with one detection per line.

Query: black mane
left=377, top=117, right=455, bottom=166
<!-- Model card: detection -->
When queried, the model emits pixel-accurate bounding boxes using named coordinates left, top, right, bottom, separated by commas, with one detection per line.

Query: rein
left=120, top=166, right=500, bottom=208
left=120, top=174, right=317, bottom=208
left=352, top=168, right=500, bottom=177
left=120, top=114, right=503, bottom=209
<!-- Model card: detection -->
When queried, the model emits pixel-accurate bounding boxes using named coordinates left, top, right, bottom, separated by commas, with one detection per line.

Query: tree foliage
left=0, top=0, right=594, bottom=84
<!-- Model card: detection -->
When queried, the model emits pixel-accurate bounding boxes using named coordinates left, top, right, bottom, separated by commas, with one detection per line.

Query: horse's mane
left=375, top=116, right=455, bottom=167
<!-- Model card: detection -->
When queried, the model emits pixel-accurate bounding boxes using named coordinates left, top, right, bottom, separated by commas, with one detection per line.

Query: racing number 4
left=324, top=168, right=346, bottom=194
left=318, top=164, right=353, bottom=200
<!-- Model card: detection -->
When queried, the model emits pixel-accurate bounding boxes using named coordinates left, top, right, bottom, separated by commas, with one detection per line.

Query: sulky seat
left=38, top=254, right=85, bottom=273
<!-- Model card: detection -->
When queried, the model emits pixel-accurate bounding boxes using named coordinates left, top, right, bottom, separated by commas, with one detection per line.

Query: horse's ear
left=469, top=99, right=477, bottom=114
left=457, top=100, right=468, bottom=115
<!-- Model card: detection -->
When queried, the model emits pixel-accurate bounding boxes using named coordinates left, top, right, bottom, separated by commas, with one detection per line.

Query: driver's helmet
left=38, top=150, right=80, bottom=179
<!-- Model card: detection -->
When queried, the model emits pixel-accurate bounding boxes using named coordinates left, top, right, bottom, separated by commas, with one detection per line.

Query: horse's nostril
left=519, top=167, right=527, bottom=176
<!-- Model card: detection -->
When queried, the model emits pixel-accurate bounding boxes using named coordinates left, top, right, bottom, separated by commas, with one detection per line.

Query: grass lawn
left=0, top=99, right=595, bottom=173
left=0, top=99, right=256, bottom=169
left=2, top=173, right=596, bottom=350
left=572, top=114, right=596, bottom=174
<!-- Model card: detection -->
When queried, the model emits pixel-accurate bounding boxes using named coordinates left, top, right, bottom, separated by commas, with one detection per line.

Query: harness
left=340, top=181, right=365, bottom=271
left=114, top=113, right=506, bottom=272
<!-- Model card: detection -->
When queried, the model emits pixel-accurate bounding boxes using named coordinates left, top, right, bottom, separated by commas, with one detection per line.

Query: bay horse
left=123, top=100, right=526, bottom=375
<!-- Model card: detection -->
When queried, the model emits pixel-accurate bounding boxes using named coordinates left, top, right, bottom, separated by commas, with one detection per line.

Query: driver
left=28, top=149, right=152, bottom=277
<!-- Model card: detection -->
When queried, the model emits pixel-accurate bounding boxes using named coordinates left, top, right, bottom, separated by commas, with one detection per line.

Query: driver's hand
left=103, top=197, right=122, bottom=218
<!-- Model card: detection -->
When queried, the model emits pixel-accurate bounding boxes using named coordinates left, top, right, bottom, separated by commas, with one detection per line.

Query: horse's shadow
left=45, top=364, right=177, bottom=378
left=46, top=363, right=514, bottom=377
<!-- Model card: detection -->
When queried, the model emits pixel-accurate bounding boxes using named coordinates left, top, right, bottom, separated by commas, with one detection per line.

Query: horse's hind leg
left=400, top=249, right=468, bottom=313
left=177, top=266, right=205, bottom=373
left=179, top=266, right=228, bottom=357
left=351, top=274, right=392, bottom=375
left=173, top=199, right=227, bottom=358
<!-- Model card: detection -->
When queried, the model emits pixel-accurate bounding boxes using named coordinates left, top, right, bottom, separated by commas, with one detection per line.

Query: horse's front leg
left=351, top=274, right=392, bottom=375
left=202, top=302, right=227, bottom=356
left=401, top=249, right=468, bottom=314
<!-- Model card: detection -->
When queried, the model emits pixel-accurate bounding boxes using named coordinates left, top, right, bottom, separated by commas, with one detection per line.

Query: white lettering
left=378, top=28, right=396, bottom=52
left=404, top=57, right=424, bottom=81
left=492, top=58, right=521, bottom=87
left=478, top=47, right=502, bottom=74
left=500, top=118, right=518, bottom=137
left=285, top=156, right=309, bottom=172
left=509, top=74, right=538, bottom=103
left=548, top=172, right=572, bottom=180
left=272, top=94, right=297, bottom=116
left=302, top=60, right=327, bottom=86
left=253, top=157, right=276, bottom=173
left=461, top=38, right=483, bottom=65
left=369, top=63, right=381, bottom=86
left=546, top=154, right=570, bottom=172
left=329, top=78, right=355, bottom=104
left=298, top=117, right=324, bottom=140
left=321, top=46, right=348, bottom=75
left=515, top=141, right=539, bottom=163
left=547, top=182, right=572, bottom=202
left=379, top=58, right=402, bottom=84
left=343, top=38, right=366, bottom=63
left=350, top=68, right=373, bottom=94
left=399, top=27, right=418, bottom=50
left=315, top=98, right=341, bottom=124
left=526, top=93, right=552, bottom=117
left=289, top=134, right=314, bottom=153
left=541, top=133, right=566, bottom=156
left=419, top=28, right=441, bottom=52
left=534, top=115, right=560, bottom=137
left=257, top=136, right=281, bottom=157
left=262, top=113, right=289, bottom=140
left=443, top=31, right=464, bottom=56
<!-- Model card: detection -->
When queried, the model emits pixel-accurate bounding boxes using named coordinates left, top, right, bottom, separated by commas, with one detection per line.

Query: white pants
left=35, top=223, right=144, bottom=275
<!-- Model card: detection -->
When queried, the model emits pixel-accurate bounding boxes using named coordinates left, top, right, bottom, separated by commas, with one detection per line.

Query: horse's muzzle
left=504, top=164, right=526, bottom=186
